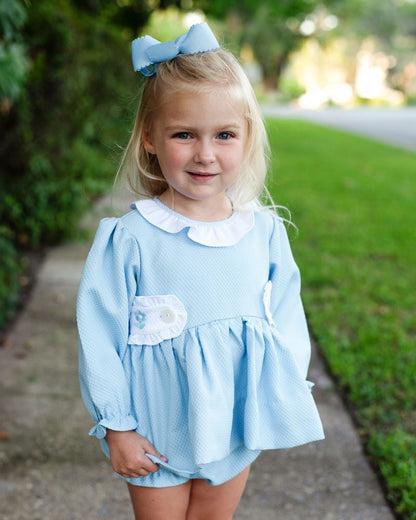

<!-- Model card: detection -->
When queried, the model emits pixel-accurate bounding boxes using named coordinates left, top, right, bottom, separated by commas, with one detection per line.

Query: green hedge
left=0, top=236, right=20, bottom=329
left=0, top=0, right=139, bottom=328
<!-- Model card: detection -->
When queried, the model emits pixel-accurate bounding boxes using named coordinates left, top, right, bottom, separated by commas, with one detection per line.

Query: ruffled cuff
left=88, top=415, right=138, bottom=440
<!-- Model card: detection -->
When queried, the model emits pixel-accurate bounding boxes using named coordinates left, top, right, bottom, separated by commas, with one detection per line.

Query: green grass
left=266, top=118, right=416, bottom=519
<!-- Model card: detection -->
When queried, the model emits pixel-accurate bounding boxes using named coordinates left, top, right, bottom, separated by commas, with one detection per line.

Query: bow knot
left=132, top=22, right=220, bottom=76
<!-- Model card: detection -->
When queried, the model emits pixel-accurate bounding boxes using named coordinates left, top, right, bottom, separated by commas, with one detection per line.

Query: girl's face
left=143, top=87, right=247, bottom=216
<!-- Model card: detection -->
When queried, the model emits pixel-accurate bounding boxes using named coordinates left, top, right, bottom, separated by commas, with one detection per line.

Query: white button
left=160, top=307, right=176, bottom=324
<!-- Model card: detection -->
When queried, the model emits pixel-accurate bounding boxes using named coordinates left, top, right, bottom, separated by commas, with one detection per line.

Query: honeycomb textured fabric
left=77, top=199, right=324, bottom=487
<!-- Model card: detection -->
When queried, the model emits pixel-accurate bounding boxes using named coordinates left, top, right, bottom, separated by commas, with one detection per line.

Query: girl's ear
left=143, top=128, right=156, bottom=155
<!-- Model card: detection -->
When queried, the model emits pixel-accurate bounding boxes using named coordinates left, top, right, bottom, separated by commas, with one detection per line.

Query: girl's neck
left=158, top=190, right=233, bottom=222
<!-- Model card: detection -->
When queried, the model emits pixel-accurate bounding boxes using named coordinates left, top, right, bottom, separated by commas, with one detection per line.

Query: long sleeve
left=77, top=218, right=140, bottom=439
left=268, top=217, right=311, bottom=379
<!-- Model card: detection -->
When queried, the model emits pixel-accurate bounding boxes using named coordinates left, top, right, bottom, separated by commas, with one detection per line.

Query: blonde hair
left=120, top=48, right=270, bottom=209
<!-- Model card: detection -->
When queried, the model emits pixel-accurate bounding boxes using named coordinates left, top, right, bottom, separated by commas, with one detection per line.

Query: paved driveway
left=262, top=105, right=416, bottom=152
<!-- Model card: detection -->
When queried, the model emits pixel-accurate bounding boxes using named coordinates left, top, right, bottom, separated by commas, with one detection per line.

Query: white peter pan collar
left=131, top=198, right=255, bottom=247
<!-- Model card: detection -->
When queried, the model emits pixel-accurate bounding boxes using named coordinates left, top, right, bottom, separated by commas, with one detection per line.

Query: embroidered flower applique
left=128, top=294, right=187, bottom=346
left=134, top=310, right=147, bottom=329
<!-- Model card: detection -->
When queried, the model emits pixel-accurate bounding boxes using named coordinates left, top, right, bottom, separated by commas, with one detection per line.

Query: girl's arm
left=268, top=217, right=311, bottom=379
left=77, top=218, right=168, bottom=474
left=77, top=218, right=140, bottom=439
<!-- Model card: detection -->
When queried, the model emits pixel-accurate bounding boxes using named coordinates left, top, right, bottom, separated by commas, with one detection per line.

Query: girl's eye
left=218, top=132, right=233, bottom=140
left=174, top=132, right=191, bottom=139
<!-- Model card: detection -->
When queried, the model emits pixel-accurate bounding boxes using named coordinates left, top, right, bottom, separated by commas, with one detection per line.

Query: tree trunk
left=262, top=53, right=288, bottom=91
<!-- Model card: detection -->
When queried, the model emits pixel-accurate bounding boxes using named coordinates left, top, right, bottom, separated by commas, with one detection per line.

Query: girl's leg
left=186, top=466, right=250, bottom=520
left=127, top=481, right=192, bottom=520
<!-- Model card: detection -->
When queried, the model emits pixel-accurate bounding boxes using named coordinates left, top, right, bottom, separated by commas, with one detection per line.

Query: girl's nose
left=194, top=140, right=215, bottom=164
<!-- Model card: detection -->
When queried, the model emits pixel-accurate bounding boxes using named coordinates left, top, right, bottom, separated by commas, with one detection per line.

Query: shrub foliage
left=0, top=0, right=139, bottom=328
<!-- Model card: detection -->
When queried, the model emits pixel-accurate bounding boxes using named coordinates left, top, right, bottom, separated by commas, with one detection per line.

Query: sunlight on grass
left=266, top=118, right=416, bottom=519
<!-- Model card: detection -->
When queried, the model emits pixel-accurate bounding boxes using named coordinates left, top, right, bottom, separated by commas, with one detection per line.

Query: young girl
left=77, top=22, right=324, bottom=520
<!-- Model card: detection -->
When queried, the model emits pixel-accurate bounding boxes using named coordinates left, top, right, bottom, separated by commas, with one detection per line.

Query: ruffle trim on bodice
left=131, top=198, right=255, bottom=247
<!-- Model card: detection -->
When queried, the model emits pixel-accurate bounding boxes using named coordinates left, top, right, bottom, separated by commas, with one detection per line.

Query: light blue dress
left=77, top=198, right=324, bottom=487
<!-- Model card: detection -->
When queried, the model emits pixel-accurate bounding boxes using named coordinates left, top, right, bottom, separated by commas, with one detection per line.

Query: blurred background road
left=262, top=106, right=416, bottom=152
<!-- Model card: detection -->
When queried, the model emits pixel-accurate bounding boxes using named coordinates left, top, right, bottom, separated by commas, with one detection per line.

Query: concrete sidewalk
left=0, top=195, right=395, bottom=520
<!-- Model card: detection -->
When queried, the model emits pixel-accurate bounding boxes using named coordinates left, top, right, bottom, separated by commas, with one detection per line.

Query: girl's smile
left=187, top=171, right=218, bottom=181
left=143, top=88, right=247, bottom=220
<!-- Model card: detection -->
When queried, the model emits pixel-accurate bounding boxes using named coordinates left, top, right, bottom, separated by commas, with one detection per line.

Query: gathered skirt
left=99, top=316, right=324, bottom=487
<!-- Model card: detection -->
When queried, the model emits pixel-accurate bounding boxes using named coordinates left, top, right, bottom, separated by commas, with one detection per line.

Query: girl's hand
left=106, top=429, right=168, bottom=479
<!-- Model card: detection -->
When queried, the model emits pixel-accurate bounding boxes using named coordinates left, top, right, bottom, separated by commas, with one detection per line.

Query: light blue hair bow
left=131, top=22, right=220, bottom=77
